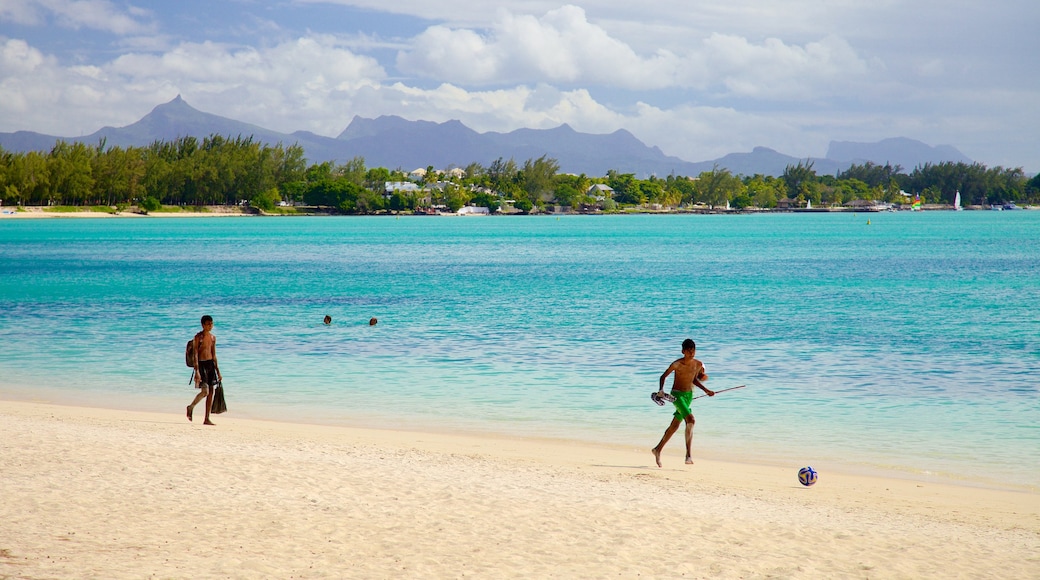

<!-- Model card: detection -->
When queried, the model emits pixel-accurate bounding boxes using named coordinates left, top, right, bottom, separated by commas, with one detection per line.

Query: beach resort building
left=587, top=184, right=614, bottom=201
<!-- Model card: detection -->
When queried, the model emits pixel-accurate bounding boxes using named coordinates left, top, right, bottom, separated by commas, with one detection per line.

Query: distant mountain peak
left=531, top=123, right=577, bottom=136
left=826, top=137, right=971, bottom=167
left=151, top=94, right=193, bottom=114
left=0, top=97, right=978, bottom=177
left=338, top=115, right=450, bottom=141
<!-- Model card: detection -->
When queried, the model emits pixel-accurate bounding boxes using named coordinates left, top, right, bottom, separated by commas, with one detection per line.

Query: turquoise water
left=2, top=212, right=1038, bottom=489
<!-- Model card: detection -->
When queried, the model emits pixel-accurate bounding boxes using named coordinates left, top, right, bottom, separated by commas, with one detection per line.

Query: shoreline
left=1, top=400, right=1037, bottom=578
left=5, top=386, right=1035, bottom=495
left=2, top=204, right=1036, bottom=218
left=0, top=205, right=258, bottom=218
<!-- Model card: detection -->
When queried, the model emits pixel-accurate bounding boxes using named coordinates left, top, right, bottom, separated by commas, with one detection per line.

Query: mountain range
left=0, top=96, right=973, bottom=177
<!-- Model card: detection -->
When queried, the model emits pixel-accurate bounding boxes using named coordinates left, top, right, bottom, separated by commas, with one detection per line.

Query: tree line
left=1, top=136, right=1037, bottom=213
left=0, top=136, right=307, bottom=210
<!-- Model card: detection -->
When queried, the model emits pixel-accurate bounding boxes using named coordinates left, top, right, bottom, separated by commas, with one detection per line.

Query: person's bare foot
left=685, top=456, right=694, bottom=465
left=203, top=420, right=215, bottom=426
left=652, top=446, right=662, bottom=468
left=186, top=406, right=192, bottom=422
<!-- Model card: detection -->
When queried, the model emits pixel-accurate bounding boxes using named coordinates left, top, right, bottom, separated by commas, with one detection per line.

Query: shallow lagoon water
left=2, top=212, right=1038, bottom=488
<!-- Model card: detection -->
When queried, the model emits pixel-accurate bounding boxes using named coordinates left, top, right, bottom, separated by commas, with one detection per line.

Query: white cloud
left=311, top=0, right=1040, bottom=102
left=0, top=0, right=154, bottom=35
left=694, top=33, right=878, bottom=99
left=299, top=0, right=832, bottom=34
left=0, top=38, right=48, bottom=74
left=397, top=26, right=498, bottom=83
left=0, top=32, right=847, bottom=163
left=51, top=0, right=153, bottom=35
left=396, top=5, right=878, bottom=99
left=0, top=39, right=57, bottom=116
left=296, top=0, right=553, bottom=27
left=397, top=5, right=679, bottom=89
left=488, top=6, right=678, bottom=88
left=109, top=36, right=387, bottom=134
left=0, top=35, right=388, bottom=136
left=1, top=0, right=1038, bottom=172
left=0, top=0, right=44, bottom=25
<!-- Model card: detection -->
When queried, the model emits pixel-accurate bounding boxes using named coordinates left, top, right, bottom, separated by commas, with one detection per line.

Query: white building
left=385, top=181, right=420, bottom=194
left=587, top=184, right=614, bottom=200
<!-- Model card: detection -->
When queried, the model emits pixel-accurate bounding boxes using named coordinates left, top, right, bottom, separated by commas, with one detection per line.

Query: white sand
left=0, top=206, right=256, bottom=218
left=1, top=401, right=1036, bottom=579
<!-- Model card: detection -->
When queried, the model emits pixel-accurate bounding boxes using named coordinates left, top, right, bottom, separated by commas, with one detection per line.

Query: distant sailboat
left=806, top=199, right=812, bottom=209
left=954, top=191, right=962, bottom=211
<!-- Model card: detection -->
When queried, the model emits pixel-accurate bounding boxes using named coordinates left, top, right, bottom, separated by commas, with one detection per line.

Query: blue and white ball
left=798, top=466, right=818, bottom=486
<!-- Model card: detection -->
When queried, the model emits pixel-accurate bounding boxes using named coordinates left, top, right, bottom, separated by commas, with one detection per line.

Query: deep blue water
left=2, top=212, right=1037, bottom=488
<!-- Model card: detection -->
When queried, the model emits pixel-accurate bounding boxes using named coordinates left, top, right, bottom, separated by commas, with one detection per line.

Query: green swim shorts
left=672, top=391, right=694, bottom=420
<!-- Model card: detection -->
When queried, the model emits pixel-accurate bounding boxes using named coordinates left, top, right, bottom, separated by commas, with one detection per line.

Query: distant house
left=385, top=181, right=420, bottom=194
left=777, top=198, right=798, bottom=209
left=385, top=181, right=429, bottom=205
left=457, top=206, right=490, bottom=215
left=408, top=168, right=427, bottom=181
left=587, top=184, right=614, bottom=200
left=844, top=199, right=880, bottom=210
left=445, top=167, right=466, bottom=179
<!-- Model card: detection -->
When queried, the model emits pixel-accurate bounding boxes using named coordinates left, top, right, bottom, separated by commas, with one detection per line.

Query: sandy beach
left=0, top=206, right=257, bottom=218
left=1, top=401, right=1036, bottom=579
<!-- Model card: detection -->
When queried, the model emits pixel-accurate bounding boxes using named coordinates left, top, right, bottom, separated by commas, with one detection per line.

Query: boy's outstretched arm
left=694, top=370, right=714, bottom=396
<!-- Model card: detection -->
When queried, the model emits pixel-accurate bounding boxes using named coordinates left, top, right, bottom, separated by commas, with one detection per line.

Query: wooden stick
left=692, top=384, right=746, bottom=400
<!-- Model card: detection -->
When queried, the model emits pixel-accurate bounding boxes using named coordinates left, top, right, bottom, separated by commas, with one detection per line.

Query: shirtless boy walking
left=652, top=338, right=713, bottom=467
left=187, top=315, right=221, bottom=426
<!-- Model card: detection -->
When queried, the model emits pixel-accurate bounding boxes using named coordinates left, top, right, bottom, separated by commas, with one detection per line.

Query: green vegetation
left=0, top=136, right=306, bottom=209
left=43, top=205, right=92, bottom=213
left=41, top=205, right=118, bottom=214
left=153, top=205, right=190, bottom=213
left=263, top=206, right=298, bottom=215
left=1, top=136, right=1036, bottom=214
left=138, top=196, right=162, bottom=213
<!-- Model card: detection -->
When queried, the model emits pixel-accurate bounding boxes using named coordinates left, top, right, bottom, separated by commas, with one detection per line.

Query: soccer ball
left=798, top=466, right=818, bottom=486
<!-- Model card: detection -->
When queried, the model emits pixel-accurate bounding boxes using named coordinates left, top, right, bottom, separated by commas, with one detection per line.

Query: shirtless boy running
left=187, top=315, right=221, bottom=426
left=652, top=338, right=713, bottom=467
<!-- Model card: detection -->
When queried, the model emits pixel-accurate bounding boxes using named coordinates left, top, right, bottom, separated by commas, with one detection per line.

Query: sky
left=0, top=0, right=1037, bottom=171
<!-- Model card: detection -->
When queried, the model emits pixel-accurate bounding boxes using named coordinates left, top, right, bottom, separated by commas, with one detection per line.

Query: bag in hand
left=210, top=382, right=228, bottom=414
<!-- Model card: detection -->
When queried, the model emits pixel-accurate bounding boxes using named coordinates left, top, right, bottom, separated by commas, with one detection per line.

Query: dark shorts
left=198, top=360, right=218, bottom=388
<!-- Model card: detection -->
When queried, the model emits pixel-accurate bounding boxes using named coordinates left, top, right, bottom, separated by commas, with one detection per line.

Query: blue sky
left=1, top=0, right=1037, bottom=171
